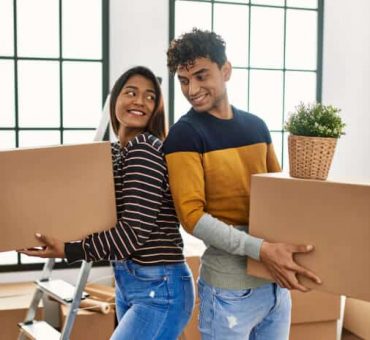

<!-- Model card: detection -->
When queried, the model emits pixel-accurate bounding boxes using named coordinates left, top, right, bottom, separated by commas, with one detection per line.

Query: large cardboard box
left=0, top=143, right=116, bottom=252
left=0, top=282, right=43, bottom=339
left=290, top=321, right=337, bottom=340
left=343, top=298, right=370, bottom=339
left=247, top=173, right=370, bottom=301
left=290, top=290, right=340, bottom=340
left=291, top=290, right=340, bottom=324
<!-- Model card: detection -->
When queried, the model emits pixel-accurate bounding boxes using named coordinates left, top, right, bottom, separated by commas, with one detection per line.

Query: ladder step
left=18, top=320, right=60, bottom=340
left=36, top=279, right=89, bottom=304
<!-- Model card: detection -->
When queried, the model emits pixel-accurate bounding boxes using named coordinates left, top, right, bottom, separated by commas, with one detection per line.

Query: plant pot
left=288, top=135, right=337, bottom=180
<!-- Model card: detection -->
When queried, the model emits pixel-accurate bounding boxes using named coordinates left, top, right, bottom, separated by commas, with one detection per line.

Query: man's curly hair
left=167, top=28, right=227, bottom=75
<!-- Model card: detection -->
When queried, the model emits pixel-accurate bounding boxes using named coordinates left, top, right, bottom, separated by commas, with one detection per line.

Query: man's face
left=177, top=57, right=231, bottom=114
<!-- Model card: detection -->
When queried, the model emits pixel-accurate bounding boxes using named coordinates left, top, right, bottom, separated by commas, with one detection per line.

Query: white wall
left=110, top=0, right=169, bottom=112
left=323, top=0, right=370, bottom=181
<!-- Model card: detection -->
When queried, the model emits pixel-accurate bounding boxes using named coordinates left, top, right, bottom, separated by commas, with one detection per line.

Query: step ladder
left=18, top=96, right=111, bottom=340
left=18, top=258, right=92, bottom=340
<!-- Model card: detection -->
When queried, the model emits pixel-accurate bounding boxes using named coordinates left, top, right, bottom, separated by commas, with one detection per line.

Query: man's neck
left=208, top=100, right=233, bottom=120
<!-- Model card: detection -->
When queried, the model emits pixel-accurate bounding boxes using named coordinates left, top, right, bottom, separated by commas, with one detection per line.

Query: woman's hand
left=18, top=233, right=65, bottom=258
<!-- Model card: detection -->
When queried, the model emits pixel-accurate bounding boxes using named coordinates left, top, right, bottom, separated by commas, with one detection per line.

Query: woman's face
left=115, top=74, right=156, bottom=132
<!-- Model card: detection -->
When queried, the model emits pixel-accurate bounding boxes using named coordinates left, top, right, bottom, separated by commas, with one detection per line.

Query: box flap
left=291, top=290, right=340, bottom=324
left=344, top=298, right=370, bottom=339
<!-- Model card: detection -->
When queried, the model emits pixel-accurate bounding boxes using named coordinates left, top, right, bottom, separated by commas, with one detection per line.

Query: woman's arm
left=20, top=140, right=167, bottom=263
left=75, top=141, right=166, bottom=262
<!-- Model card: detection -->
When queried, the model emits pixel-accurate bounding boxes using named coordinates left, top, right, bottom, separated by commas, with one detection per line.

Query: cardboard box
left=290, top=290, right=340, bottom=340
left=0, top=142, right=116, bottom=252
left=290, top=320, right=337, bottom=340
left=60, top=304, right=115, bottom=340
left=0, top=282, right=43, bottom=339
left=341, top=329, right=363, bottom=340
left=291, top=290, right=340, bottom=324
left=344, top=298, right=370, bottom=339
left=247, top=173, right=370, bottom=301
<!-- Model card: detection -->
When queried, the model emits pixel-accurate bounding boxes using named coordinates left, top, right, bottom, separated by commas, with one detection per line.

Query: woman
left=20, top=66, right=195, bottom=340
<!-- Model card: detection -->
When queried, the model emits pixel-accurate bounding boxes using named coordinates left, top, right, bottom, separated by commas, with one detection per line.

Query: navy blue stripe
left=163, top=106, right=272, bottom=155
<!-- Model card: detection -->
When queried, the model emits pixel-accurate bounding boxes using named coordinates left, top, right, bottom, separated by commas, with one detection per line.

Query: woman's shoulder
left=127, top=133, right=166, bottom=172
left=127, top=132, right=163, bottom=153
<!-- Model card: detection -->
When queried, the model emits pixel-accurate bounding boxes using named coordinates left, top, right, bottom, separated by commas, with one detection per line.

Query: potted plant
left=284, top=102, right=346, bottom=180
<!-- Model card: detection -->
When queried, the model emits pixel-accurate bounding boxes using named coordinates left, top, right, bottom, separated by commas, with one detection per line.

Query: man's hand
left=18, top=233, right=65, bottom=259
left=259, top=241, right=322, bottom=292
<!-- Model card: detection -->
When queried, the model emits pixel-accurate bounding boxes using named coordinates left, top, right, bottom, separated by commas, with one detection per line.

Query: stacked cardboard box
left=290, top=290, right=340, bottom=340
left=343, top=298, right=370, bottom=339
left=0, top=282, right=43, bottom=339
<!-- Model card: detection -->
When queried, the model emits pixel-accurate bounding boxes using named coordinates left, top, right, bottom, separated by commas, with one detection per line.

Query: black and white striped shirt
left=65, top=133, right=184, bottom=265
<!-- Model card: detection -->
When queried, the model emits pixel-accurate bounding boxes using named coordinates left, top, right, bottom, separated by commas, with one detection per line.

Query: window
left=0, top=0, right=109, bottom=272
left=169, top=0, right=324, bottom=169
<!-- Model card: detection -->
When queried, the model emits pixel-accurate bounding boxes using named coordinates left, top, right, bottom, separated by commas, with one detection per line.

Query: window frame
left=0, top=0, right=110, bottom=272
left=168, top=0, right=325, bottom=168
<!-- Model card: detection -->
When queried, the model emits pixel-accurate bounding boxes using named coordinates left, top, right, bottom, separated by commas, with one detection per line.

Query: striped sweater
left=65, top=132, right=184, bottom=265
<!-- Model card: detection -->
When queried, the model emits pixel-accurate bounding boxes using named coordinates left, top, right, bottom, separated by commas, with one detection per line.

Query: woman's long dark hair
left=109, top=66, right=166, bottom=140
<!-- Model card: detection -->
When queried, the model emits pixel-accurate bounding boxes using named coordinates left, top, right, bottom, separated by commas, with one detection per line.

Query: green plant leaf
left=284, top=102, right=346, bottom=138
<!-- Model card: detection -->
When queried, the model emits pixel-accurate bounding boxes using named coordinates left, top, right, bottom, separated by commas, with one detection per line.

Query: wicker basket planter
left=288, top=135, right=337, bottom=180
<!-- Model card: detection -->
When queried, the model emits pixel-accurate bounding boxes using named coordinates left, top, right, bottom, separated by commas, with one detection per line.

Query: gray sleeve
left=193, top=213, right=264, bottom=260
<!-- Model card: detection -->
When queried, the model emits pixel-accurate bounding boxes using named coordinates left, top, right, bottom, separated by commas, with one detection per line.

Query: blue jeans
left=198, top=278, right=291, bottom=340
left=111, top=260, right=195, bottom=340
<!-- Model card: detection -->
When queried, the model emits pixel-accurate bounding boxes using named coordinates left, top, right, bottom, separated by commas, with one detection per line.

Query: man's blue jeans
left=111, top=260, right=195, bottom=340
left=198, top=278, right=291, bottom=340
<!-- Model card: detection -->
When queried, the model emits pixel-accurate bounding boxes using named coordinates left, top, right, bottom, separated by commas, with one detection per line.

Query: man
left=163, top=29, right=321, bottom=339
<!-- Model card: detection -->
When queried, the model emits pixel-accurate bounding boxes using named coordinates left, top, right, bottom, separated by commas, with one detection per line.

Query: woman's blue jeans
left=111, top=260, right=195, bottom=340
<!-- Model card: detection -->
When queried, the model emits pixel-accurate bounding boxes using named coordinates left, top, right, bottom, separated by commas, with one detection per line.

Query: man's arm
left=163, top=124, right=263, bottom=260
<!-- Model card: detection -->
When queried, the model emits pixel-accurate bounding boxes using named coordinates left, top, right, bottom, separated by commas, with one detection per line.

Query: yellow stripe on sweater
left=165, top=142, right=281, bottom=234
